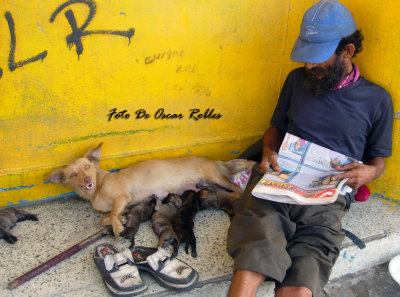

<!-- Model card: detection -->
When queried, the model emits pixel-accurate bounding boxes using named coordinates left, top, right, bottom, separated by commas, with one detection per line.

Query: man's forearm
left=364, top=157, right=386, bottom=181
left=262, top=126, right=284, bottom=155
left=259, top=126, right=284, bottom=173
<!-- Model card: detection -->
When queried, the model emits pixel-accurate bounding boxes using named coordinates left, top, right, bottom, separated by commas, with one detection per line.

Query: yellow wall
left=0, top=0, right=398, bottom=206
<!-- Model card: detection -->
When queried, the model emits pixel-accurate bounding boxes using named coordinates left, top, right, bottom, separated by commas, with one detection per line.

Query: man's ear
left=84, top=143, right=103, bottom=162
left=343, top=43, right=356, bottom=59
left=49, top=169, right=65, bottom=184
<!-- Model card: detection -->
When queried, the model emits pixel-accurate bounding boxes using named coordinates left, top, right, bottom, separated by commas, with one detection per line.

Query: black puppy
left=171, top=190, right=200, bottom=257
left=121, top=196, right=156, bottom=248
left=0, top=207, right=38, bottom=244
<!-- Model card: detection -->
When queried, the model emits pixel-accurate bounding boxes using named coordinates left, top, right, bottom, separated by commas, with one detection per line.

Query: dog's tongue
left=85, top=183, right=94, bottom=190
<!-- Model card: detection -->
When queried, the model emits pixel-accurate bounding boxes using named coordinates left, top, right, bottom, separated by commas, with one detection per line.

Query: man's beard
left=304, top=56, right=346, bottom=95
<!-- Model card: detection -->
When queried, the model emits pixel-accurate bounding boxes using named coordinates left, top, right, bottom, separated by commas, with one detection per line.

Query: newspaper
left=251, top=133, right=356, bottom=205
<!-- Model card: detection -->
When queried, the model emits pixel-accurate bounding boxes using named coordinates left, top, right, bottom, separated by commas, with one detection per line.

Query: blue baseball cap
left=290, top=0, right=357, bottom=64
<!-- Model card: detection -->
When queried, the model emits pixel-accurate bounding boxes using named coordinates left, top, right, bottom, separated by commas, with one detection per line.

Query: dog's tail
left=219, top=159, right=256, bottom=174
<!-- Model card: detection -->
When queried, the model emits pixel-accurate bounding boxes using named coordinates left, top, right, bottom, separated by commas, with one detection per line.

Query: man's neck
left=333, top=63, right=360, bottom=90
left=344, top=60, right=353, bottom=76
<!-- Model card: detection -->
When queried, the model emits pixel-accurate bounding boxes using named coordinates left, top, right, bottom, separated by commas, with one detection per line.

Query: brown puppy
left=0, top=207, right=38, bottom=244
left=151, top=193, right=182, bottom=249
left=172, top=190, right=200, bottom=257
left=121, top=195, right=156, bottom=248
left=198, top=186, right=242, bottom=219
left=49, top=143, right=255, bottom=238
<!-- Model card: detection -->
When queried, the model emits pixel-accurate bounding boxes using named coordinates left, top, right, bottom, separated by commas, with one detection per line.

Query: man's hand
left=332, top=157, right=385, bottom=189
left=260, top=148, right=281, bottom=174
left=260, top=126, right=284, bottom=174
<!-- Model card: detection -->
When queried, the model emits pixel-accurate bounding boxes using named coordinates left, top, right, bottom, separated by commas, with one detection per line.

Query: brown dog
left=49, top=143, right=255, bottom=238
left=151, top=193, right=182, bottom=249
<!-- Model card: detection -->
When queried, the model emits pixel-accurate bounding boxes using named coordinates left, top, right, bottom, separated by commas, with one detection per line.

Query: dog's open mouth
left=84, top=183, right=94, bottom=190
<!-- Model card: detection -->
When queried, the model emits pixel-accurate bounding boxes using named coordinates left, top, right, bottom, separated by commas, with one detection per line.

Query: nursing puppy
left=121, top=195, right=156, bottom=248
left=49, top=143, right=255, bottom=238
left=198, top=186, right=241, bottom=219
left=151, top=193, right=182, bottom=249
left=172, top=190, right=200, bottom=257
left=0, top=207, right=38, bottom=244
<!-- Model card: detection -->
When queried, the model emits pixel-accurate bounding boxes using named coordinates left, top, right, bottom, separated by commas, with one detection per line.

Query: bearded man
left=226, top=1, right=393, bottom=297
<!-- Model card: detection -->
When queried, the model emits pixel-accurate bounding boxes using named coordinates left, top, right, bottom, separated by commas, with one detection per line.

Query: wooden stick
left=7, top=226, right=112, bottom=290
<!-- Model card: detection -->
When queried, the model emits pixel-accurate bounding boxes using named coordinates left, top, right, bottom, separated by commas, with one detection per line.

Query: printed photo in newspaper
left=251, top=133, right=357, bottom=205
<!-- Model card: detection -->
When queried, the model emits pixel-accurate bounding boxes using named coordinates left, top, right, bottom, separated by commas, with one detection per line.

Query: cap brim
left=290, top=37, right=341, bottom=64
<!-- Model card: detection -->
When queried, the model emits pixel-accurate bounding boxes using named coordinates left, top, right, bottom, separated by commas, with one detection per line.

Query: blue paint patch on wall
left=0, top=184, right=34, bottom=192
left=6, top=191, right=77, bottom=206
left=231, top=151, right=240, bottom=154
left=395, top=112, right=400, bottom=120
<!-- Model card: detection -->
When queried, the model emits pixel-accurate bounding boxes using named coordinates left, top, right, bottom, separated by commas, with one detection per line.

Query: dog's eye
left=70, top=172, right=77, bottom=178
left=84, top=164, right=90, bottom=170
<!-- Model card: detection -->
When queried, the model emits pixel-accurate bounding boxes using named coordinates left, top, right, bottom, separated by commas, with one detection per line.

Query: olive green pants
left=227, top=165, right=348, bottom=296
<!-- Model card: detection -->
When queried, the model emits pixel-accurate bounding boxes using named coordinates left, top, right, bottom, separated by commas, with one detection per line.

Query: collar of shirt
left=332, top=63, right=360, bottom=90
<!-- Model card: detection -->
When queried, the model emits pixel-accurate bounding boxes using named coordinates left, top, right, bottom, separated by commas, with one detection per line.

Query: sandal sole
left=138, top=265, right=199, bottom=291
left=104, top=280, right=148, bottom=297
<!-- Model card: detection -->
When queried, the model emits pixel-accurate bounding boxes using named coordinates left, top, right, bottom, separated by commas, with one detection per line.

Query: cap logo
left=305, top=25, right=318, bottom=36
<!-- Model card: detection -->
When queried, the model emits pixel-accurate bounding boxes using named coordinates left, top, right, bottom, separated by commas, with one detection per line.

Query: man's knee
left=275, top=286, right=312, bottom=297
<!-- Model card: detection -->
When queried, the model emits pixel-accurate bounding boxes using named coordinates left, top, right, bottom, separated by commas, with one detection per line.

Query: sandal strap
left=105, top=249, right=134, bottom=271
left=146, top=247, right=170, bottom=271
left=146, top=247, right=194, bottom=280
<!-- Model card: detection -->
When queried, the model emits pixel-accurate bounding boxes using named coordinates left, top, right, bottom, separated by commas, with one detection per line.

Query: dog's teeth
left=85, top=183, right=94, bottom=190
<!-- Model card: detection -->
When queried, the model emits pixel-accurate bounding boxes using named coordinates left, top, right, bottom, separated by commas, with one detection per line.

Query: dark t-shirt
left=271, top=67, right=393, bottom=162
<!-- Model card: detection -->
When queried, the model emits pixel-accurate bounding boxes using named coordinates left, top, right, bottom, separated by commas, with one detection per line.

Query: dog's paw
left=186, top=243, right=197, bottom=258
left=27, top=213, right=39, bottom=221
left=172, top=238, right=180, bottom=256
left=112, top=224, right=125, bottom=240
left=120, top=227, right=133, bottom=238
left=120, top=227, right=138, bottom=246
left=100, top=216, right=111, bottom=226
left=4, top=233, right=18, bottom=244
left=161, top=234, right=178, bottom=248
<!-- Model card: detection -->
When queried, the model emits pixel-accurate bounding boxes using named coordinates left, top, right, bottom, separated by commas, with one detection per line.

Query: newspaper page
left=251, top=133, right=356, bottom=205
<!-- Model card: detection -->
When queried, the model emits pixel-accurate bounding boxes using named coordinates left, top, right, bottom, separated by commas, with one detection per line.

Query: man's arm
left=332, top=156, right=386, bottom=189
left=260, top=126, right=284, bottom=173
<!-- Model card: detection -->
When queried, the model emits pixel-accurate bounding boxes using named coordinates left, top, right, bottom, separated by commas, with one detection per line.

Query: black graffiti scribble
left=50, top=0, right=135, bottom=59
left=5, top=12, right=48, bottom=72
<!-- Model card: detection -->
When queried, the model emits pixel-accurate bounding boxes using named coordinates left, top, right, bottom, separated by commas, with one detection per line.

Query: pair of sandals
left=94, top=244, right=199, bottom=296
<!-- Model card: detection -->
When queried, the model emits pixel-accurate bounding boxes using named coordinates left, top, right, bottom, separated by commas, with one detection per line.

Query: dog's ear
left=84, top=143, right=103, bottom=162
left=49, top=169, right=65, bottom=184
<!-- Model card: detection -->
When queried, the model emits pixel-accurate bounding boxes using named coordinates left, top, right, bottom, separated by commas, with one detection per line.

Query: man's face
left=304, top=53, right=346, bottom=95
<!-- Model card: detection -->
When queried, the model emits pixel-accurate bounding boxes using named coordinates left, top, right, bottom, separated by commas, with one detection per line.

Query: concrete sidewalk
left=1, top=195, right=399, bottom=297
